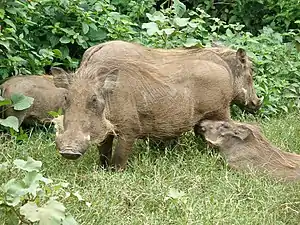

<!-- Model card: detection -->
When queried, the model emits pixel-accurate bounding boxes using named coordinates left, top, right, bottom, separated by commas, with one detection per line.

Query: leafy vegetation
left=0, top=92, right=34, bottom=131
left=0, top=157, right=83, bottom=224
left=159, top=0, right=300, bottom=34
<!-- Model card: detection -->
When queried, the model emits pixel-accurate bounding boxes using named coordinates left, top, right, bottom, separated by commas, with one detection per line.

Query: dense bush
left=156, top=0, right=300, bottom=35
left=0, top=157, right=84, bottom=224
left=0, top=0, right=299, bottom=119
left=0, top=0, right=138, bottom=77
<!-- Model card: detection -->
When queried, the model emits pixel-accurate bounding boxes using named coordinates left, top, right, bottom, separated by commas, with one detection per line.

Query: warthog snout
left=55, top=130, right=91, bottom=160
left=238, top=97, right=263, bottom=113
left=249, top=98, right=262, bottom=111
left=59, top=147, right=83, bottom=160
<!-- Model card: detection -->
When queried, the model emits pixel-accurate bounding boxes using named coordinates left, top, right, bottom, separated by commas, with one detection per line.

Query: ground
left=1, top=113, right=300, bottom=224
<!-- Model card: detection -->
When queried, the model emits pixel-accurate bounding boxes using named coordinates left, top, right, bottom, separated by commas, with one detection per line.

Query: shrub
left=0, top=0, right=138, bottom=78
left=0, top=91, right=34, bottom=132
left=158, top=0, right=300, bottom=35
left=0, top=157, right=84, bottom=224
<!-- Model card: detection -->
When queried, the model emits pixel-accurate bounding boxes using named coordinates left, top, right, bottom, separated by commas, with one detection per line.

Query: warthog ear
left=232, top=124, right=253, bottom=141
left=50, top=67, right=70, bottom=89
left=236, top=48, right=247, bottom=64
left=102, top=68, right=119, bottom=95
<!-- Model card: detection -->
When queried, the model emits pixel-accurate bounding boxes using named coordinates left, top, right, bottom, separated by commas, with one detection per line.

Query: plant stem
left=11, top=206, right=33, bottom=225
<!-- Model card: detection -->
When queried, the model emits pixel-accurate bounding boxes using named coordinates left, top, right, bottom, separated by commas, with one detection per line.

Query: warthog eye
left=87, top=94, right=105, bottom=114
left=64, top=94, right=70, bottom=108
left=221, top=123, right=230, bottom=129
left=91, top=95, right=97, bottom=103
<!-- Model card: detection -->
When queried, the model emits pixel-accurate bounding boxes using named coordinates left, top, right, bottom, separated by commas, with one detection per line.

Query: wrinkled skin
left=52, top=57, right=250, bottom=171
left=79, top=40, right=262, bottom=113
left=200, top=120, right=300, bottom=182
left=52, top=40, right=262, bottom=171
left=0, top=75, right=68, bottom=126
left=79, top=41, right=262, bottom=139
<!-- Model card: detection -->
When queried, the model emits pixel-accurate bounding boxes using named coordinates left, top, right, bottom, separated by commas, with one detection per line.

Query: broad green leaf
left=82, top=23, right=89, bottom=34
left=39, top=49, right=54, bottom=58
left=8, top=56, right=26, bottom=63
left=173, top=17, right=189, bottom=27
left=39, top=200, right=66, bottom=225
left=60, top=46, right=70, bottom=59
left=11, top=93, right=34, bottom=110
left=60, top=0, right=69, bottom=7
left=0, top=116, right=19, bottom=131
left=20, top=202, right=40, bottom=222
left=0, top=98, right=12, bottom=107
left=63, top=214, right=78, bottom=225
left=23, top=171, right=43, bottom=197
left=142, top=22, right=160, bottom=36
left=226, top=28, right=234, bottom=37
left=53, top=49, right=63, bottom=58
left=4, top=19, right=16, bottom=30
left=0, top=9, right=4, bottom=19
left=3, top=179, right=27, bottom=206
left=60, top=36, right=73, bottom=44
left=183, top=38, right=202, bottom=48
left=0, top=40, right=10, bottom=51
left=89, top=23, right=97, bottom=31
left=76, top=35, right=86, bottom=45
left=146, top=12, right=166, bottom=22
left=87, top=28, right=107, bottom=41
left=49, top=36, right=60, bottom=47
left=13, top=157, right=42, bottom=172
left=162, top=28, right=175, bottom=35
left=188, top=22, right=198, bottom=28
left=173, top=0, right=186, bottom=17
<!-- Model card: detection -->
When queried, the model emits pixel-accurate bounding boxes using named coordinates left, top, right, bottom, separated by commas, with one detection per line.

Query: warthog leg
left=112, top=136, right=135, bottom=171
left=98, top=135, right=114, bottom=168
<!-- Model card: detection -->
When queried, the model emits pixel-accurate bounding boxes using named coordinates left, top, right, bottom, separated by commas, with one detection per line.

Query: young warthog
left=0, top=75, right=68, bottom=126
left=200, top=120, right=300, bottom=181
left=78, top=40, right=262, bottom=113
left=53, top=56, right=258, bottom=171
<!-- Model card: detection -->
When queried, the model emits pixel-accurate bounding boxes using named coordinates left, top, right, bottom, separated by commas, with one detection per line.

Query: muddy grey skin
left=51, top=41, right=263, bottom=171
left=0, top=75, right=68, bottom=126
left=199, top=120, right=300, bottom=181
left=51, top=56, right=257, bottom=171
left=79, top=40, right=262, bottom=113
left=79, top=41, right=263, bottom=139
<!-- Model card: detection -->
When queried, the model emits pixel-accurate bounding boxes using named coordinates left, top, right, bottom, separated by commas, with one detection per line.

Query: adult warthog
left=78, top=40, right=262, bottom=113
left=0, top=74, right=68, bottom=126
left=52, top=55, right=260, bottom=171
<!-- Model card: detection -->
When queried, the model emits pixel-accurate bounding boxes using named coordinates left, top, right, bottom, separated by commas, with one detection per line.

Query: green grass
left=1, top=113, right=300, bottom=225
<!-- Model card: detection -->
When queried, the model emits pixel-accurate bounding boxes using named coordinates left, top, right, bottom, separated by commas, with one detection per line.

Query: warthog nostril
left=198, top=123, right=206, bottom=132
left=59, top=148, right=82, bottom=160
